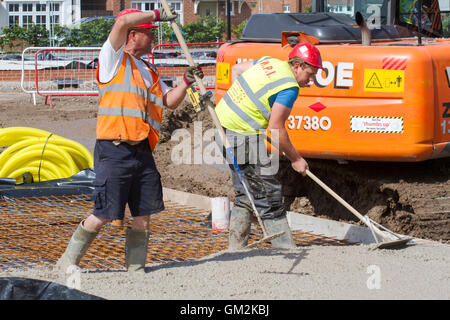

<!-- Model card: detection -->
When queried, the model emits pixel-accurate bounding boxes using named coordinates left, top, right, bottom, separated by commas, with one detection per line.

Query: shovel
left=263, top=134, right=411, bottom=249
left=159, top=0, right=284, bottom=248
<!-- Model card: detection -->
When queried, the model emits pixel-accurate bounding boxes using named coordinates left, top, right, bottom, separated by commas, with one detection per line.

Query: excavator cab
left=311, top=0, right=449, bottom=38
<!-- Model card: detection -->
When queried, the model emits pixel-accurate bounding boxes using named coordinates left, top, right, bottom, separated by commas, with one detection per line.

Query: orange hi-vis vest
left=96, top=52, right=164, bottom=151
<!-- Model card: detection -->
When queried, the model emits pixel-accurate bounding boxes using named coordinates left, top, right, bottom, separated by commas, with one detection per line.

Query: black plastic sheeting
left=0, top=169, right=95, bottom=198
left=241, top=13, right=416, bottom=43
left=0, top=277, right=104, bottom=300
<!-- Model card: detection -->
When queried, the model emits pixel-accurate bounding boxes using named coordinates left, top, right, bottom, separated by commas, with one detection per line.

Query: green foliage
left=232, top=19, right=247, bottom=39
left=181, top=16, right=225, bottom=43
left=0, top=16, right=229, bottom=49
left=0, top=18, right=114, bottom=49
left=24, top=24, right=49, bottom=46
left=79, top=18, right=114, bottom=46
left=0, top=25, right=26, bottom=49
left=304, top=5, right=313, bottom=13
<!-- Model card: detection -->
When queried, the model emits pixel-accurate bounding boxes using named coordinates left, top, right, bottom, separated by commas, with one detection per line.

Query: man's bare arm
left=109, top=11, right=158, bottom=51
left=231, top=61, right=253, bottom=82
left=268, top=102, right=309, bottom=175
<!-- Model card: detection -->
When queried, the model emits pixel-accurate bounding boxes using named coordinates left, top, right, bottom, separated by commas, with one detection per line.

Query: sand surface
left=1, top=243, right=449, bottom=300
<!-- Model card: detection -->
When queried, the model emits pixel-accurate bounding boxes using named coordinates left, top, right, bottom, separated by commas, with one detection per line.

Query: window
left=132, top=2, right=142, bottom=10
left=9, top=16, right=19, bottom=26
left=169, top=2, right=181, bottom=10
left=36, top=15, right=46, bottom=25
left=51, top=3, right=60, bottom=11
left=9, top=4, right=20, bottom=12
left=36, top=4, right=47, bottom=12
left=225, top=1, right=235, bottom=15
left=23, top=3, right=33, bottom=12
left=50, top=15, right=60, bottom=25
left=131, top=1, right=182, bottom=22
left=142, top=2, right=161, bottom=10
left=23, top=15, right=33, bottom=28
left=283, top=5, right=291, bottom=13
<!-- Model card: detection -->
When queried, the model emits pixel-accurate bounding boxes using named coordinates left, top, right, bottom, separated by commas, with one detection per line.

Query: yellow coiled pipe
left=0, top=127, right=94, bottom=183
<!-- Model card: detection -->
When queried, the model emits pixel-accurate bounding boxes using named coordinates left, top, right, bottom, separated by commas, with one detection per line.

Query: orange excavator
left=215, top=0, right=450, bottom=162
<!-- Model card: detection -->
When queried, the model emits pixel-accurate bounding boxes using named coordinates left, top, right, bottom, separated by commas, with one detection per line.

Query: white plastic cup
left=211, top=197, right=230, bottom=231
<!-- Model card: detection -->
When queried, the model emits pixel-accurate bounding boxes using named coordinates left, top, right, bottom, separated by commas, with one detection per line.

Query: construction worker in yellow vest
left=56, top=7, right=203, bottom=273
left=215, top=42, right=323, bottom=249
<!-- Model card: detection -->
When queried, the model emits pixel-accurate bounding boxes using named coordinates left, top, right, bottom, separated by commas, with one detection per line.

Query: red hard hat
left=116, top=8, right=157, bottom=29
left=288, top=42, right=323, bottom=69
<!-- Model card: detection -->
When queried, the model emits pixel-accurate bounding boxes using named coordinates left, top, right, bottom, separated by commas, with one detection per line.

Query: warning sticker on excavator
left=216, top=62, right=230, bottom=84
left=364, top=69, right=405, bottom=92
left=351, top=116, right=403, bottom=133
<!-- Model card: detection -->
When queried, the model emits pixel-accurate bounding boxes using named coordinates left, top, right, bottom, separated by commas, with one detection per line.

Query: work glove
left=184, top=64, right=204, bottom=86
left=153, top=6, right=178, bottom=22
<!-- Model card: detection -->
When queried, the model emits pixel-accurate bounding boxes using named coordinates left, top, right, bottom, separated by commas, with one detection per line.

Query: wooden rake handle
left=159, top=0, right=229, bottom=150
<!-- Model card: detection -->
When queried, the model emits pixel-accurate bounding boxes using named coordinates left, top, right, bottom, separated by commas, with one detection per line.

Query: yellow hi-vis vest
left=215, top=57, right=299, bottom=135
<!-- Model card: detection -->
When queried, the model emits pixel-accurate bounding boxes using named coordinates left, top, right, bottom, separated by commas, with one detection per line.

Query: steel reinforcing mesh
left=0, top=194, right=354, bottom=270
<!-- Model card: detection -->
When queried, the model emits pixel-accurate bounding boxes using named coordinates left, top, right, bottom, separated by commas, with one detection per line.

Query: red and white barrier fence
left=19, top=42, right=224, bottom=108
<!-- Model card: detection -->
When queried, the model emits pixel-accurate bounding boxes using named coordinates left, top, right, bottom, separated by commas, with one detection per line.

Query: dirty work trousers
left=216, top=129, right=285, bottom=220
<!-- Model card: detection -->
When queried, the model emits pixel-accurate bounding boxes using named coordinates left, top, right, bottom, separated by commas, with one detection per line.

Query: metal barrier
left=21, top=42, right=224, bottom=107
left=21, top=47, right=101, bottom=108
left=150, top=42, right=225, bottom=90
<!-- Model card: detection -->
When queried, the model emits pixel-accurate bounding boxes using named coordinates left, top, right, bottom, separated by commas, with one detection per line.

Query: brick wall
left=183, top=0, right=196, bottom=25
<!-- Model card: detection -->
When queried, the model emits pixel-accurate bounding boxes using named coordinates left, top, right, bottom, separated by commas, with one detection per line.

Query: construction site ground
left=0, top=90, right=449, bottom=300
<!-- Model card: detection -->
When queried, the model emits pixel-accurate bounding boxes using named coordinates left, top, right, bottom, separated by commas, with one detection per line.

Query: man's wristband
left=153, top=9, right=160, bottom=21
left=183, top=75, right=192, bottom=86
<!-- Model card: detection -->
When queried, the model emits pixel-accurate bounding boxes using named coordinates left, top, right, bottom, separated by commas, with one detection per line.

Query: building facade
left=0, top=0, right=81, bottom=29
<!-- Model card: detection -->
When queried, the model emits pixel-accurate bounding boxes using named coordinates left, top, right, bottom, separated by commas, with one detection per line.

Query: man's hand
left=291, top=157, right=309, bottom=176
left=154, top=6, right=178, bottom=22
left=183, top=64, right=204, bottom=86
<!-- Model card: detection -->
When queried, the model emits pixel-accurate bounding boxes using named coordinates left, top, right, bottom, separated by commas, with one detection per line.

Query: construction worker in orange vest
left=56, top=7, right=203, bottom=273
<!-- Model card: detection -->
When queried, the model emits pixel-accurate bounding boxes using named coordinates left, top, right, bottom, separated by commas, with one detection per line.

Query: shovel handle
left=306, top=169, right=383, bottom=241
left=305, top=170, right=366, bottom=221
left=159, top=0, right=229, bottom=150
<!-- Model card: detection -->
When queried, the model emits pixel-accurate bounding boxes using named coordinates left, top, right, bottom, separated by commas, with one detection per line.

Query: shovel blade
left=373, top=237, right=412, bottom=250
left=246, top=231, right=285, bottom=249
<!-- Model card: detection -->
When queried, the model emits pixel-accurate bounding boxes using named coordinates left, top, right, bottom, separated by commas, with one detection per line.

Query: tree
left=0, top=25, right=26, bottom=50
left=232, top=19, right=247, bottom=40
left=181, top=16, right=225, bottom=43
left=24, top=24, right=49, bottom=47
left=79, top=18, right=114, bottom=46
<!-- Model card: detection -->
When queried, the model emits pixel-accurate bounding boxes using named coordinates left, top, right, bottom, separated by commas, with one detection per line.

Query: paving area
left=0, top=194, right=354, bottom=270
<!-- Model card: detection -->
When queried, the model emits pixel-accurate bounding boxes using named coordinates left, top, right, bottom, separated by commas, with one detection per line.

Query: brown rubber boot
left=125, top=228, right=149, bottom=273
left=55, top=220, right=98, bottom=272
left=228, top=206, right=252, bottom=250
left=263, top=215, right=296, bottom=249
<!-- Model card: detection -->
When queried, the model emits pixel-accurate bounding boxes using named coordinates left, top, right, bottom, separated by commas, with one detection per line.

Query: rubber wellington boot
left=55, top=220, right=98, bottom=271
left=228, top=207, right=252, bottom=250
left=125, top=228, right=149, bottom=273
left=263, top=215, right=296, bottom=249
